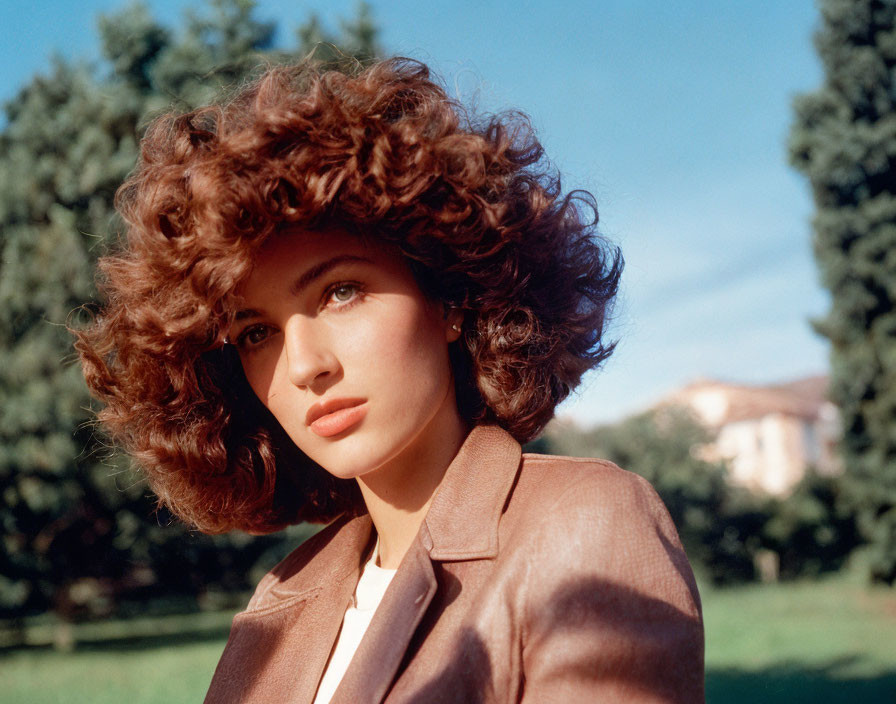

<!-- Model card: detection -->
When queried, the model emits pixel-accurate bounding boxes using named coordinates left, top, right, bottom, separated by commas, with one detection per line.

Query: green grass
left=0, top=637, right=225, bottom=704
left=0, top=613, right=232, bottom=704
left=702, top=576, right=896, bottom=703
left=1, top=576, right=894, bottom=703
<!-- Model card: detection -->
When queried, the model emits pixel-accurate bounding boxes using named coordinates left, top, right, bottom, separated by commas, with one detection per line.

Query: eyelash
left=233, top=281, right=365, bottom=352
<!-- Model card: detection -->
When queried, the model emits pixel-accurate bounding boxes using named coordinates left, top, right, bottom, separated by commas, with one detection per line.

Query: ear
left=445, top=308, right=464, bottom=343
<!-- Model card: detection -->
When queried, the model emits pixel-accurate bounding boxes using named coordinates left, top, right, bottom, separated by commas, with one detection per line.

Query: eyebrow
left=289, top=254, right=372, bottom=297
left=233, top=254, right=373, bottom=322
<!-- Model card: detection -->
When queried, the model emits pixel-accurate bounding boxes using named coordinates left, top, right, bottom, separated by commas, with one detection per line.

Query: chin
left=301, top=434, right=402, bottom=481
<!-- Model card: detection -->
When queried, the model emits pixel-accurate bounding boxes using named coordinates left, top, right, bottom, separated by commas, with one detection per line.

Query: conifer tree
left=0, top=0, right=381, bottom=621
left=789, top=0, right=896, bottom=583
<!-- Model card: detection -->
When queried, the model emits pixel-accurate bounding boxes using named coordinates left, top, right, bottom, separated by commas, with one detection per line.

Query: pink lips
left=306, top=398, right=368, bottom=438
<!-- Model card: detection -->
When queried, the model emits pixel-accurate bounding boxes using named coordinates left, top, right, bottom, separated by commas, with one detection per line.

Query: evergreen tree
left=0, top=0, right=381, bottom=622
left=789, top=0, right=896, bottom=583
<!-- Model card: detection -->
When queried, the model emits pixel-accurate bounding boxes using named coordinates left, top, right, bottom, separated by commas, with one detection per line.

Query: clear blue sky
left=1, top=0, right=828, bottom=425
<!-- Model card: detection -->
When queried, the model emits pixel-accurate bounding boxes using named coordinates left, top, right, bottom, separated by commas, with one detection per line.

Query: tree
left=762, top=471, right=860, bottom=580
left=789, top=0, right=896, bottom=583
left=0, top=0, right=381, bottom=624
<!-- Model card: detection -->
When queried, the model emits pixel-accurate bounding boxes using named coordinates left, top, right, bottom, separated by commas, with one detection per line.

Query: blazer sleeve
left=518, top=466, right=705, bottom=703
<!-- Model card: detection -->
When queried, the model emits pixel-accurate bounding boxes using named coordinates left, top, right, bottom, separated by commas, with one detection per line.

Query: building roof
left=660, top=375, right=829, bottom=427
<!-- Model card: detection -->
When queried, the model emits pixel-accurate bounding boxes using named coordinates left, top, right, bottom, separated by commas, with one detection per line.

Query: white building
left=659, top=376, right=841, bottom=495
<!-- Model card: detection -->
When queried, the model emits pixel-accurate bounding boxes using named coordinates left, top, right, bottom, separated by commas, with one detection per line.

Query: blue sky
left=1, top=0, right=828, bottom=425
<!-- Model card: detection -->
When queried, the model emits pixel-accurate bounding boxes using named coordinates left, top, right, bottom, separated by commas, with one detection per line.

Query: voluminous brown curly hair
left=76, top=58, right=622, bottom=534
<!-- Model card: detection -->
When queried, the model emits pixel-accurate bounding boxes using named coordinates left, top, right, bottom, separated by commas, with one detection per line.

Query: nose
left=283, top=316, right=339, bottom=388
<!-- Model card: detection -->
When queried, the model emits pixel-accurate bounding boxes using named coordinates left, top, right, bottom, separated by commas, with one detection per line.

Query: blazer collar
left=255, top=424, right=521, bottom=606
left=215, top=426, right=522, bottom=704
left=330, top=425, right=521, bottom=704
left=421, top=424, right=522, bottom=561
left=330, top=537, right=438, bottom=704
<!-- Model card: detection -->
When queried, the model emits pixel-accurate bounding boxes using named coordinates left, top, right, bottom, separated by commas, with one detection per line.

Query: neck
left=356, top=399, right=468, bottom=570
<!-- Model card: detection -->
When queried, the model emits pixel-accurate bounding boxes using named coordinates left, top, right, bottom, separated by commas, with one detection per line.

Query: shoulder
left=519, top=451, right=650, bottom=488
left=514, top=452, right=669, bottom=525
left=505, top=452, right=701, bottom=618
left=505, top=456, right=705, bottom=701
left=511, top=452, right=687, bottom=562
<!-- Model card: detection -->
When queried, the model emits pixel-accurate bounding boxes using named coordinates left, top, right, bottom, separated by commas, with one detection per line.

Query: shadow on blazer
left=205, top=425, right=706, bottom=703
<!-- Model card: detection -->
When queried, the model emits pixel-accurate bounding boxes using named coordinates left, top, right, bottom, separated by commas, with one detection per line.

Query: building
left=659, top=375, right=841, bottom=495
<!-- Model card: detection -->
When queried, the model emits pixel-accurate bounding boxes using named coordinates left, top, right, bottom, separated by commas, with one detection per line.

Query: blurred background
left=0, top=0, right=893, bottom=701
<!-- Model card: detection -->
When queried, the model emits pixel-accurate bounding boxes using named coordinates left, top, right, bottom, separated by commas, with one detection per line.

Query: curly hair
left=75, top=58, right=622, bottom=534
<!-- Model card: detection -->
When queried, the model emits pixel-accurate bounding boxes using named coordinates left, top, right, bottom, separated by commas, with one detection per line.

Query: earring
left=451, top=324, right=461, bottom=332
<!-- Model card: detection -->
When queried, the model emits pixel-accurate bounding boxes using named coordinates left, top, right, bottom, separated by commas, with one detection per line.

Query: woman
left=77, top=58, right=704, bottom=703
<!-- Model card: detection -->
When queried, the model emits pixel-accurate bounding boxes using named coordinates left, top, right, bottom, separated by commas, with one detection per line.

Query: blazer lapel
left=423, top=425, right=521, bottom=561
left=327, top=426, right=522, bottom=704
left=205, top=514, right=375, bottom=704
left=285, top=569, right=365, bottom=704
left=329, top=540, right=437, bottom=704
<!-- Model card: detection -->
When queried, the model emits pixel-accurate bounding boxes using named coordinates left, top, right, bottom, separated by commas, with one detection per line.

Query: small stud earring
left=451, top=324, right=461, bottom=332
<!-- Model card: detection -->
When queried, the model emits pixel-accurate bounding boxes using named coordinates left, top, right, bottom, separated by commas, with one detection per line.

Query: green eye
left=332, top=284, right=358, bottom=302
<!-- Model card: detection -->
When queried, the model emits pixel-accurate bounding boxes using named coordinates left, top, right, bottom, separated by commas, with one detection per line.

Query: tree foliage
left=0, top=0, right=380, bottom=621
left=763, top=471, right=860, bottom=580
left=789, top=0, right=896, bottom=583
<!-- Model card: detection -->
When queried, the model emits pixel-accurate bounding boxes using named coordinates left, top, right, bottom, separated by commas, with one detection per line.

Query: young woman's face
left=229, top=229, right=464, bottom=480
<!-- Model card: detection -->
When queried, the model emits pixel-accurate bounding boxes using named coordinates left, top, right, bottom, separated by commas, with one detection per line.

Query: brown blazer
left=205, top=425, right=705, bottom=703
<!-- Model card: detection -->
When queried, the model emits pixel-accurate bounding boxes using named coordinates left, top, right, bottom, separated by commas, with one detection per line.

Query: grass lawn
left=1, top=575, right=894, bottom=703
left=702, top=576, right=896, bottom=703
left=0, top=612, right=232, bottom=704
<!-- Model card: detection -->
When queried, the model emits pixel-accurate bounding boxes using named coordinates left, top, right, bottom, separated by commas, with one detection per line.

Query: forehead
left=256, top=228, right=373, bottom=263
left=238, top=228, right=408, bottom=299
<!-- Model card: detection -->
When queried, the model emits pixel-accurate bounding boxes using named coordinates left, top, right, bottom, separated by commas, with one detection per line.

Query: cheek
left=238, top=350, right=283, bottom=406
left=374, top=303, right=452, bottom=387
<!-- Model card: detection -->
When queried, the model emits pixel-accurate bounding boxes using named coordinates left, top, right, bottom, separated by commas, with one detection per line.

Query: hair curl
left=75, top=58, right=622, bottom=533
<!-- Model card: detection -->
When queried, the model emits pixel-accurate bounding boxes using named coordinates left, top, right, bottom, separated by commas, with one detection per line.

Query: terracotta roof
left=661, top=375, right=829, bottom=426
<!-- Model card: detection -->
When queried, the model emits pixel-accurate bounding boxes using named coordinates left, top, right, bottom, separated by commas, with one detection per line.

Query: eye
left=234, top=323, right=275, bottom=350
left=326, top=282, right=362, bottom=307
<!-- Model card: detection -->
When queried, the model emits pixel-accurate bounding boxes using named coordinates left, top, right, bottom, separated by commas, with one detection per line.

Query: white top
left=312, top=540, right=397, bottom=704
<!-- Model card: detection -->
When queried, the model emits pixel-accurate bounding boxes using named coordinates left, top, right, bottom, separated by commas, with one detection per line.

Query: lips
left=306, top=398, right=368, bottom=438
